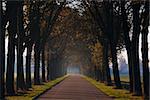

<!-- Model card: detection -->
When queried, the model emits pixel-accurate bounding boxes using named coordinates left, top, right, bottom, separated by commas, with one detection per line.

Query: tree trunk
left=33, top=6, right=41, bottom=85
left=132, top=3, right=142, bottom=96
left=34, top=42, right=41, bottom=85
left=42, top=48, right=46, bottom=82
left=141, top=24, right=149, bottom=99
left=51, top=58, right=55, bottom=80
left=0, top=1, right=5, bottom=98
left=56, top=57, right=60, bottom=78
left=94, top=66, right=97, bottom=80
left=126, top=49, right=134, bottom=92
left=26, top=45, right=32, bottom=89
left=108, top=1, right=121, bottom=89
left=141, top=2, right=149, bottom=99
left=121, top=1, right=134, bottom=92
left=97, top=68, right=101, bottom=81
left=47, top=48, right=50, bottom=81
left=103, top=41, right=112, bottom=85
left=110, top=42, right=122, bottom=88
left=6, top=29, right=16, bottom=95
left=101, top=68, right=105, bottom=82
left=16, top=2, right=26, bottom=91
left=6, top=1, right=17, bottom=95
left=53, top=58, right=57, bottom=79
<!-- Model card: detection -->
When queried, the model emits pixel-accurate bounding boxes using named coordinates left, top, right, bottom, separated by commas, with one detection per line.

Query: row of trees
left=0, top=0, right=149, bottom=99
left=84, top=0, right=149, bottom=99
left=0, top=0, right=68, bottom=99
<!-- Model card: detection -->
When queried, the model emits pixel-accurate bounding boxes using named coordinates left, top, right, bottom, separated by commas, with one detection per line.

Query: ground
left=37, top=75, right=113, bottom=100
left=6, top=75, right=143, bottom=100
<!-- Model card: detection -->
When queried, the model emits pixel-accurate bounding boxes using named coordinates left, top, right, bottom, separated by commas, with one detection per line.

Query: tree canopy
left=0, top=0, right=149, bottom=99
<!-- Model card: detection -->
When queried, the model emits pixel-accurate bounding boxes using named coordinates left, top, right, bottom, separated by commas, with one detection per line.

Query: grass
left=6, top=76, right=67, bottom=100
left=118, top=76, right=129, bottom=82
left=112, top=75, right=143, bottom=82
left=84, top=76, right=143, bottom=100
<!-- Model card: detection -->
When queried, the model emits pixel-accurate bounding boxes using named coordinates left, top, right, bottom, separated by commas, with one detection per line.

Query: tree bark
left=121, top=1, right=134, bottom=92
left=42, top=48, right=46, bottom=82
left=52, top=57, right=57, bottom=80
left=16, top=2, right=26, bottom=91
left=110, top=42, right=122, bottom=88
left=94, top=66, right=97, bottom=80
left=33, top=4, right=41, bottom=85
left=0, top=1, right=5, bottom=98
left=34, top=42, right=41, bottom=85
left=49, top=54, right=55, bottom=81
left=126, top=49, right=134, bottom=92
left=141, top=23, right=149, bottom=99
left=6, top=19, right=16, bottom=95
left=141, top=2, right=149, bottom=99
left=47, top=48, right=50, bottom=81
left=6, top=1, right=17, bottom=95
left=107, top=1, right=122, bottom=89
left=103, top=41, right=112, bottom=85
left=26, top=45, right=32, bottom=88
left=132, top=3, right=142, bottom=96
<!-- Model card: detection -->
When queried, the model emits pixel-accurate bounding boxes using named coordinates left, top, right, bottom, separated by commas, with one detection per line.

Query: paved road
left=37, top=75, right=113, bottom=100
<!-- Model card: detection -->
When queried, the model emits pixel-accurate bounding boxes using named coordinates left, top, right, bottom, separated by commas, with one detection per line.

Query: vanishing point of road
left=37, top=75, right=113, bottom=100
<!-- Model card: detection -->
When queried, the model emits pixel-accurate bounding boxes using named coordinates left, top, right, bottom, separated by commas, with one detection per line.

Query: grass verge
left=6, top=75, right=67, bottom=100
left=84, top=76, right=143, bottom=100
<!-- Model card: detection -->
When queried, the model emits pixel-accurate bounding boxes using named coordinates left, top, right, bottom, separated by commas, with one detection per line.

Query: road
left=37, top=75, right=113, bottom=100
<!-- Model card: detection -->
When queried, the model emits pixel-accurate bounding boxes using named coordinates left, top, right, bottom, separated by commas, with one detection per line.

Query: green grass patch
left=112, top=75, right=143, bottom=83
left=111, top=75, right=129, bottom=82
left=119, top=76, right=129, bottom=82
left=6, top=76, right=67, bottom=100
left=84, top=76, right=143, bottom=100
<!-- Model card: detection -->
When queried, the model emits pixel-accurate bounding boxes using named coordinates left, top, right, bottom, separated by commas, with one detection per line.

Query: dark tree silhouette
left=16, top=1, right=26, bottom=91
left=85, top=0, right=122, bottom=88
left=0, top=0, right=149, bottom=99
left=6, top=1, right=18, bottom=95
left=102, top=39, right=112, bottom=86
left=26, top=44, right=32, bottom=88
left=42, top=48, right=46, bottom=82
left=0, top=1, right=5, bottom=99
left=25, top=1, right=35, bottom=88
left=120, top=0, right=134, bottom=92
left=104, top=1, right=122, bottom=88
left=132, top=2, right=142, bottom=96
left=32, top=2, right=41, bottom=85
left=141, top=1, right=149, bottom=99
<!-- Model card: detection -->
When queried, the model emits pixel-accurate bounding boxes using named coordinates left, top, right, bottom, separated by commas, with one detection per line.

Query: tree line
left=84, top=0, right=149, bottom=99
left=0, top=0, right=67, bottom=99
left=0, top=0, right=149, bottom=99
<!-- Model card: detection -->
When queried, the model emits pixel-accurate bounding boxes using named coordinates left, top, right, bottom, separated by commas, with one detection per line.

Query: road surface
left=37, top=75, right=113, bottom=100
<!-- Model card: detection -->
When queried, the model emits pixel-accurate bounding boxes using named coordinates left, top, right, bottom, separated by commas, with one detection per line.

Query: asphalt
left=37, top=75, right=113, bottom=100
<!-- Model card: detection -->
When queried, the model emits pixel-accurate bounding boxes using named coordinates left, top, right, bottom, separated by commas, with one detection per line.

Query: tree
left=120, top=0, right=134, bottom=92
left=25, top=0, right=35, bottom=88
left=105, top=1, right=122, bottom=88
left=42, top=47, right=46, bottom=82
left=6, top=1, right=18, bottom=95
left=0, top=1, right=5, bottom=98
left=90, top=41, right=103, bottom=81
left=132, top=2, right=142, bottom=95
left=26, top=44, right=32, bottom=88
left=101, top=38, right=112, bottom=85
left=141, top=1, right=149, bottom=98
left=85, top=0, right=122, bottom=88
left=40, top=1, right=65, bottom=82
left=16, top=1, right=26, bottom=91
